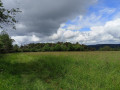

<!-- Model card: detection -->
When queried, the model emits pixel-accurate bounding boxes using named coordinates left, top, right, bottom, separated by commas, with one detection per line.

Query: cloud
left=46, top=18, right=120, bottom=45
left=2, top=0, right=120, bottom=45
left=64, top=7, right=117, bottom=31
left=3, top=1, right=119, bottom=45
left=99, top=8, right=116, bottom=14
left=12, top=35, right=40, bottom=45
left=2, top=0, right=97, bottom=36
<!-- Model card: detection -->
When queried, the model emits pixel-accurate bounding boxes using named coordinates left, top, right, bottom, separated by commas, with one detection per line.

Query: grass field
left=0, top=51, right=120, bottom=90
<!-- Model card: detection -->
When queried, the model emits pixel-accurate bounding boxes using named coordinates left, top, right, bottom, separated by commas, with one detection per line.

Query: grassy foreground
left=0, top=52, right=120, bottom=90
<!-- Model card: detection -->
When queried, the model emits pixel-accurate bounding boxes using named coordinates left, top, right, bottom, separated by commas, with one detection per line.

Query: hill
left=88, top=44, right=120, bottom=50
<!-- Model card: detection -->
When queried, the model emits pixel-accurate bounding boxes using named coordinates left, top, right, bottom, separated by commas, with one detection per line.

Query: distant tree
left=90, top=47, right=96, bottom=51
left=61, top=44, right=67, bottom=51
left=13, top=44, right=20, bottom=52
left=42, top=44, right=50, bottom=51
left=19, top=42, right=91, bottom=52
left=54, top=44, right=61, bottom=51
left=0, top=37, right=3, bottom=50
left=50, top=46, right=54, bottom=51
left=67, top=43, right=74, bottom=51
left=22, top=48, right=29, bottom=52
left=74, top=43, right=81, bottom=51
left=99, top=46, right=112, bottom=51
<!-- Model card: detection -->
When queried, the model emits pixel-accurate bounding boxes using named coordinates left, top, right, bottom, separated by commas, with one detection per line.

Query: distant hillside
left=88, top=44, right=120, bottom=50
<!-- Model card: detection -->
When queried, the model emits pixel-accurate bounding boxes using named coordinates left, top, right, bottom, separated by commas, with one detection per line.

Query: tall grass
left=0, top=52, right=120, bottom=89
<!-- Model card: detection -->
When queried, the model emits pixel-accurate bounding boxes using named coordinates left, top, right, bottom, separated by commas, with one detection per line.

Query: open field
left=0, top=51, right=120, bottom=90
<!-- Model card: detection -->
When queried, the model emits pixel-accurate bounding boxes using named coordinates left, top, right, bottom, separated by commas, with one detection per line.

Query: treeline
left=20, top=42, right=91, bottom=52
left=99, top=46, right=120, bottom=51
left=20, top=44, right=120, bottom=52
left=1, top=31, right=120, bottom=53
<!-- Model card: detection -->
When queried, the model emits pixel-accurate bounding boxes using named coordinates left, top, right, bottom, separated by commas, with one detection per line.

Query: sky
left=2, top=0, right=120, bottom=45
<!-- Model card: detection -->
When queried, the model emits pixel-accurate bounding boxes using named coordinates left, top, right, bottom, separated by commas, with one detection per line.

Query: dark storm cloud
left=3, top=0, right=97, bottom=36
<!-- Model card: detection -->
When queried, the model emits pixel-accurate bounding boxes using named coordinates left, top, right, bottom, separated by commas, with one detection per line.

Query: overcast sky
left=2, top=0, right=120, bottom=45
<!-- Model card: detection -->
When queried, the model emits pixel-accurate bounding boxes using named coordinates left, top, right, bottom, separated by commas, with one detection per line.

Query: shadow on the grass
left=0, top=56, right=72, bottom=82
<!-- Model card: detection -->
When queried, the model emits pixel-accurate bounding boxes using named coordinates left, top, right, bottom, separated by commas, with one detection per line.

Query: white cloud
left=12, top=34, right=40, bottom=45
left=31, top=35, right=40, bottom=42
left=99, top=8, right=116, bottom=14
left=47, top=18, right=120, bottom=45
left=64, top=7, right=117, bottom=32
left=63, top=30, right=79, bottom=39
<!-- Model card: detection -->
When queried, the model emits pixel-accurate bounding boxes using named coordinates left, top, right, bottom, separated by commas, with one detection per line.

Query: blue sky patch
left=63, top=0, right=120, bottom=32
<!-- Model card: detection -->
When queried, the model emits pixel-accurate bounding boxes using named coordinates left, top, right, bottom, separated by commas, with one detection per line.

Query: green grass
left=0, top=51, right=120, bottom=90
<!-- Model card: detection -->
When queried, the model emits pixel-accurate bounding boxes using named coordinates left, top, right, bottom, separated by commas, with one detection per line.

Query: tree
left=13, top=44, right=20, bottom=52
left=74, top=42, right=81, bottom=51
left=99, top=46, right=112, bottom=51
left=0, top=0, right=20, bottom=29
left=0, top=31, right=14, bottom=53
left=0, top=37, right=3, bottom=50
left=61, top=44, right=67, bottom=51
left=67, top=43, right=74, bottom=51
left=42, top=44, right=50, bottom=51
left=54, top=44, right=61, bottom=51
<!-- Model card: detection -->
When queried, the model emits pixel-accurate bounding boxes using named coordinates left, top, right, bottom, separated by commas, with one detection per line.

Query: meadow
left=0, top=51, right=120, bottom=90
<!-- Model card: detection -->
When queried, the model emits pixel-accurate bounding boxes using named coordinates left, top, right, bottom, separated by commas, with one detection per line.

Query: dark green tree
left=61, top=44, right=67, bottom=51
left=67, top=43, right=74, bottom=51
left=54, top=44, right=61, bottom=51
left=0, top=31, right=14, bottom=53
left=13, top=44, right=20, bottom=52
left=42, top=44, right=50, bottom=51
left=74, top=42, right=81, bottom=51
